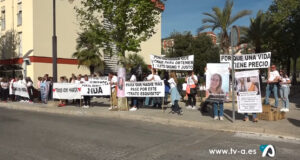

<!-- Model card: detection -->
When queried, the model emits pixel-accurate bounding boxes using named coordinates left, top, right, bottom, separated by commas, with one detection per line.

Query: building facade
left=0, top=0, right=163, bottom=85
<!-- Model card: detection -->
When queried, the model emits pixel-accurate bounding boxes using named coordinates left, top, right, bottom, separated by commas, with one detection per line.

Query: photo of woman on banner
left=246, top=76, right=260, bottom=95
left=206, top=73, right=226, bottom=101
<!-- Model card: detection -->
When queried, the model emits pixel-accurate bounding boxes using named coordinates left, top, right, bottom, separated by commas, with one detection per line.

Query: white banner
left=235, top=70, right=262, bottom=113
left=125, top=81, right=165, bottom=97
left=220, top=52, right=271, bottom=69
left=150, top=55, right=194, bottom=70
left=81, top=77, right=111, bottom=96
left=13, top=82, right=29, bottom=98
left=53, top=83, right=82, bottom=99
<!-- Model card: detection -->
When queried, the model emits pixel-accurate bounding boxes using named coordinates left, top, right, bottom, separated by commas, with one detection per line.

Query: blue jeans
left=132, top=97, right=138, bottom=107
left=164, top=92, right=169, bottom=104
left=244, top=113, right=257, bottom=119
left=264, top=84, right=279, bottom=107
left=213, top=102, right=224, bottom=117
left=279, top=86, right=290, bottom=109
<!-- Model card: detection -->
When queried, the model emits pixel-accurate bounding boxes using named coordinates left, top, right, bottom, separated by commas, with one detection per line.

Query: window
left=1, top=6, right=5, bottom=30
left=17, top=2, right=22, bottom=26
left=18, top=32, right=22, bottom=57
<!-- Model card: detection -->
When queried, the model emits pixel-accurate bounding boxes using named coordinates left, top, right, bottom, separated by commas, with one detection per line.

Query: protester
left=264, top=65, right=280, bottom=107
left=279, top=70, right=291, bottom=112
left=168, top=72, right=182, bottom=114
left=82, top=75, right=91, bottom=108
left=163, top=72, right=170, bottom=105
left=129, top=71, right=138, bottom=111
left=58, top=76, right=67, bottom=107
left=40, top=77, right=49, bottom=104
left=185, top=71, right=198, bottom=110
left=0, top=78, right=9, bottom=102
left=146, top=68, right=162, bottom=108
left=9, top=77, right=16, bottom=101
left=26, top=77, right=34, bottom=103
left=109, top=72, right=118, bottom=110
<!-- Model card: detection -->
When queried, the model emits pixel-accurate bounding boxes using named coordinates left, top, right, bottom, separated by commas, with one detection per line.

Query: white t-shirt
left=168, top=78, right=177, bottom=89
left=280, top=77, right=290, bottom=87
left=111, top=75, right=118, bottom=87
left=186, top=75, right=198, bottom=85
left=268, top=70, right=280, bottom=81
left=27, top=81, right=33, bottom=87
left=74, top=80, right=81, bottom=84
left=130, top=75, right=137, bottom=82
left=147, top=74, right=161, bottom=81
left=1, top=82, right=9, bottom=89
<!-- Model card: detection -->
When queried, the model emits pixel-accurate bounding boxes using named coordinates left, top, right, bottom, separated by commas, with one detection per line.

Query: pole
left=231, top=47, right=235, bottom=122
left=52, top=0, right=57, bottom=82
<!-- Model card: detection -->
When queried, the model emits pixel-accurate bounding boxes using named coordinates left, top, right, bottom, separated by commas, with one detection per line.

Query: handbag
left=190, top=87, right=197, bottom=95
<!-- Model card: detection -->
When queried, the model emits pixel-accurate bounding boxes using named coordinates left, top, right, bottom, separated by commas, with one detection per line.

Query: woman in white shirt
left=185, top=71, right=198, bottom=110
left=129, top=72, right=138, bottom=111
left=279, top=70, right=291, bottom=112
left=168, top=72, right=182, bottom=114
left=26, top=77, right=34, bottom=103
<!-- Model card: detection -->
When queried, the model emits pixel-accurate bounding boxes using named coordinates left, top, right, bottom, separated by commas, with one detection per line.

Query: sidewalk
left=1, top=97, right=300, bottom=140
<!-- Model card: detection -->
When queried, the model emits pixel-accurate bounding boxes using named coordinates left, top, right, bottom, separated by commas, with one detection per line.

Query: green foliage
left=198, top=0, right=251, bottom=54
left=167, top=31, right=220, bottom=75
left=0, top=30, right=20, bottom=59
left=121, top=53, right=148, bottom=73
left=72, top=29, right=105, bottom=75
left=75, top=0, right=162, bottom=60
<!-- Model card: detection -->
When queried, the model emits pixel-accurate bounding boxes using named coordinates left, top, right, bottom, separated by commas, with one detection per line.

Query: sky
left=162, top=0, right=273, bottom=38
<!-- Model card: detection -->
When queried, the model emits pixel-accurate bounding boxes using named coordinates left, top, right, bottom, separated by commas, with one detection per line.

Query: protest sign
left=81, top=77, right=111, bottom=96
left=125, top=81, right=165, bottom=97
left=13, top=82, right=29, bottom=98
left=53, top=83, right=82, bottom=99
left=236, top=70, right=262, bottom=113
left=150, top=55, right=194, bottom=70
left=117, top=68, right=126, bottom=97
left=220, top=52, right=271, bottom=69
left=205, top=63, right=230, bottom=102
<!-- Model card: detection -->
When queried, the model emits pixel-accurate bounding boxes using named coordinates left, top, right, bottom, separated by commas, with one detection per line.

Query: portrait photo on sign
left=235, top=72, right=260, bottom=96
left=205, top=63, right=229, bottom=101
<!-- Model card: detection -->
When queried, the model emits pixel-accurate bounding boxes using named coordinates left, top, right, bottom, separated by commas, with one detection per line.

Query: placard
left=125, top=81, right=165, bottom=97
left=205, top=63, right=230, bottom=102
left=220, top=52, right=271, bottom=69
left=236, top=70, right=262, bottom=113
left=150, top=55, right=194, bottom=70
left=13, top=82, right=29, bottom=98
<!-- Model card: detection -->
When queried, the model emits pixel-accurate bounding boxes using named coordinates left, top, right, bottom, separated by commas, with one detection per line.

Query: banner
left=236, top=70, right=262, bottom=113
left=220, top=52, right=271, bottom=69
left=125, top=81, right=165, bottom=97
left=53, top=83, right=82, bottom=99
left=150, top=55, right=194, bottom=70
left=205, top=63, right=229, bottom=102
left=81, top=77, right=111, bottom=96
left=13, top=82, right=29, bottom=98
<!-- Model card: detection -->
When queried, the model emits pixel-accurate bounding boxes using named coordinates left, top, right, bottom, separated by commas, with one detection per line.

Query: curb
left=1, top=102, right=300, bottom=141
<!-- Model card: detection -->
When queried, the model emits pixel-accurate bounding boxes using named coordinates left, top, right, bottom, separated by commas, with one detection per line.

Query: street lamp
left=52, top=0, right=57, bottom=82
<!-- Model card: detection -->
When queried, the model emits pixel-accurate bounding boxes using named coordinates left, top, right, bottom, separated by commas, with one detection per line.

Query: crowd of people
left=0, top=64, right=291, bottom=122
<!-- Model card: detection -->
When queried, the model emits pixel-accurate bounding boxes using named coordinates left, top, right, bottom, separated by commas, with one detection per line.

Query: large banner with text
left=53, top=83, right=82, bottom=99
left=150, top=55, right=194, bottom=70
left=125, top=81, right=165, bottom=97
left=13, top=82, right=29, bottom=98
left=220, top=52, right=271, bottom=69
left=81, top=77, right=111, bottom=96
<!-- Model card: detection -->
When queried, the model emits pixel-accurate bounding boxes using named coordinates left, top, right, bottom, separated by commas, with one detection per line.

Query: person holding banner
left=168, top=72, right=182, bottom=114
left=185, top=71, right=198, bottom=110
left=0, top=78, right=9, bottom=102
left=58, top=76, right=67, bottom=107
left=264, top=65, right=280, bottom=107
left=146, top=69, right=162, bottom=108
left=129, top=71, right=138, bottom=111
left=279, top=70, right=291, bottom=112
left=108, top=72, right=118, bottom=110
left=82, top=75, right=91, bottom=109
left=26, top=77, right=34, bottom=103
left=40, top=77, right=49, bottom=104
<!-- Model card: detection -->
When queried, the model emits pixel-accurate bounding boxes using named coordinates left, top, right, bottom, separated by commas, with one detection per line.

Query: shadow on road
left=287, top=118, right=300, bottom=127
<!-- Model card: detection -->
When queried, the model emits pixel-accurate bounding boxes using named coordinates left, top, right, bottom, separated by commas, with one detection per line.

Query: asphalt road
left=0, top=107, right=299, bottom=160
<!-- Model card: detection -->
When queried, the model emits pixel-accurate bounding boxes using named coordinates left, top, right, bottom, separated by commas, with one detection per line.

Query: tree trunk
left=89, top=66, right=95, bottom=75
left=287, top=57, right=291, bottom=77
left=292, top=57, right=298, bottom=85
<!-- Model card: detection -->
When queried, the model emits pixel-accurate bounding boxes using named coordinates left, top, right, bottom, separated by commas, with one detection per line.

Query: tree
left=72, top=29, right=105, bottom=75
left=240, top=10, right=269, bottom=53
left=167, top=31, right=220, bottom=75
left=75, top=0, right=163, bottom=65
left=198, top=0, right=251, bottom=54
left=0, top=30, right=20, bottom=59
